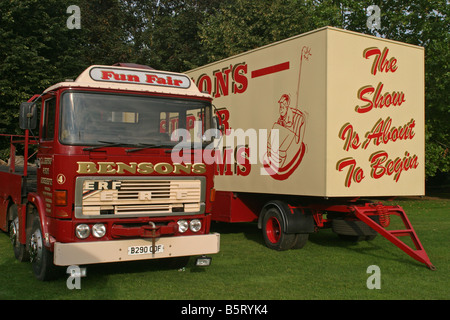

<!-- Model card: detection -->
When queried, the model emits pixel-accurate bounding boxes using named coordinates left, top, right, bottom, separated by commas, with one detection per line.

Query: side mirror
left=212, top=115, right=223, bottom=139
left=19, top=102, right=38, bottom=130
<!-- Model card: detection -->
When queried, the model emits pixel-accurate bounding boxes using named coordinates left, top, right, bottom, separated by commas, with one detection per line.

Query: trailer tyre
left=29, top=217, right=58, bottom=281
left=332, top=217, right=378, bottom=242
left=8, top=204, right=29, bottom=262
left=292, top=233, right=309, bottom=249
left=262, top=207, right=296, bottom=251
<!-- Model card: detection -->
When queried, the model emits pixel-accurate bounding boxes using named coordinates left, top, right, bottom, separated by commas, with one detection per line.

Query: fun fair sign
left=89, top=67, right=191, bottom=89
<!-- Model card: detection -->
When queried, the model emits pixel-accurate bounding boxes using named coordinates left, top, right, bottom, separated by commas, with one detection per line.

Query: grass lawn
left=0, top=196, right=448, bottom=301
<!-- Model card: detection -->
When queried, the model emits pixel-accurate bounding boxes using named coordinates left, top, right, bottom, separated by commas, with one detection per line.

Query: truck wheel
left=8, top=204, right=29, bottom=262
left=29, top=217, right=57, bottom=281
left=262, top=207, right=296, bottom=251
left=292, top=233, right=309, bottom=249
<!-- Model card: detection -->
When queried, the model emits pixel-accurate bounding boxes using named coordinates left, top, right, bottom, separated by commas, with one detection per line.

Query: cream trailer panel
left=187, top=27, right=425, bottom=197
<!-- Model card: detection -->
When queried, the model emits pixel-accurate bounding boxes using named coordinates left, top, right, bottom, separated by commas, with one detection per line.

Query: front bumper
left=53, top=233, right=220, bottom=266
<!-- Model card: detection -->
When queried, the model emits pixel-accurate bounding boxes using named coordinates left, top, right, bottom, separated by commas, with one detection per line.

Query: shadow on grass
left=210, top=221, right=427, bottom=269
left=308, top=229, right=428, bottom=269
left=211, top=221, right=265, bottom=246
left=85, top=256, right=200, bottom=278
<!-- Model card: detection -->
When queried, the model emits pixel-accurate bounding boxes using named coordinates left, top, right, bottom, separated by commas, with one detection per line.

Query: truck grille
left=75, top=177, right=205, bottom=218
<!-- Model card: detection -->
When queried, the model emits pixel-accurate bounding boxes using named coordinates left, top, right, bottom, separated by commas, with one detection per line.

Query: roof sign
left=89, top=67, right=191, bottom=89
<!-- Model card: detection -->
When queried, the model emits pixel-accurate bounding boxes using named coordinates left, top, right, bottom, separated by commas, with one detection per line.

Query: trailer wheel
left=332, top=217, right=378, bottom=242
left=8, top=204, right=29, bottom=262
left=262, top=207, right=296, bottom=251
left=29, top=217, right=57, bottom=281
left=292, top=233, right=309, bottom=249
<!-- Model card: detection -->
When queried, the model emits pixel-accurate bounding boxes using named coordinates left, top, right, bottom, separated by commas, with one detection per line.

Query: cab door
left=37, top=95, right=57, bottom=217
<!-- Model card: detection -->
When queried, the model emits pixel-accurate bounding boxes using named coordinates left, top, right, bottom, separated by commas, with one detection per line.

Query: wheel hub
left=9, top=218, right=18, bottom=247
left=266, top=216, right=281, bottom=244
left=29, top=230, right=43, bottom=264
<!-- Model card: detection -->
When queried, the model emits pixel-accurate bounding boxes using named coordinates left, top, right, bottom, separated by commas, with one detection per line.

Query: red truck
left=0, top=63, right=220, bottom=280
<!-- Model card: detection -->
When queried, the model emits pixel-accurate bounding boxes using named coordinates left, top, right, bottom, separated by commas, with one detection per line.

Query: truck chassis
left=213, top=191, right=435, bottom=270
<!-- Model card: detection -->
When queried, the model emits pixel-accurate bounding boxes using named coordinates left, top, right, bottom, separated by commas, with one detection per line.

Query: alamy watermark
left=170, top=122, right=283, bottom=177
left=66, top=265, right=86, bottom=290
left=366, top=265, right=381, bottom=289
left=67, top=5, right=81, bottom=29
left=367, top=5, right=381, bottom=31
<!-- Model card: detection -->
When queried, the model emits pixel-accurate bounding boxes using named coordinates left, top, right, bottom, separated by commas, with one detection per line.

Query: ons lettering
left=76, top=162, right=206, bottom=175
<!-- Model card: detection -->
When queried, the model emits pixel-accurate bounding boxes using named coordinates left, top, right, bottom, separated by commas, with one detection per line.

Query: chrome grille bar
left=75, top=176, right=205, bottom=218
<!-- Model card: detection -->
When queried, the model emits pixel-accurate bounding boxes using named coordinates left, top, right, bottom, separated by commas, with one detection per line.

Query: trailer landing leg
left=352, top=204, right=435, bottom=270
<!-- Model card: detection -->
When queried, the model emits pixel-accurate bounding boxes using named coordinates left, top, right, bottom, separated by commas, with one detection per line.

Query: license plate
left=127, top=244, right=164, bottom=256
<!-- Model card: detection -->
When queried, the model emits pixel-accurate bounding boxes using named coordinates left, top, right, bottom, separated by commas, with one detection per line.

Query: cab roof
left=43, top=64, right=210, bottom=99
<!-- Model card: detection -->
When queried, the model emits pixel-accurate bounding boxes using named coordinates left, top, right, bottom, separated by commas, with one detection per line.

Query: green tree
left=0, top=0, right=79, bottom=157
left=76, top=0, right=138, bottom=66
left=199, top=0, right=342, bottom=62
left=141, top=0, right=223, bottom=71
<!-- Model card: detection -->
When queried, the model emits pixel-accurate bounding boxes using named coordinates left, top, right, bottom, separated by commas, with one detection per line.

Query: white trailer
left=187, top=27, right=434, bottom=269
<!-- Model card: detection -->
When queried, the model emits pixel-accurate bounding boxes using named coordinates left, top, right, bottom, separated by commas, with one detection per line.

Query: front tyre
left=262, top=207, right=296, bottom=251
left=29, top=217, right=57, bottom=281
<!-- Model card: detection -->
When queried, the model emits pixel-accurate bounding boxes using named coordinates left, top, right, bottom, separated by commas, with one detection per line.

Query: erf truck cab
left=0, top=63, right=220, bottom=280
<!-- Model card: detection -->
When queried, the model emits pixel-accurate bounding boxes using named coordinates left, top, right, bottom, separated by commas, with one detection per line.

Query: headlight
left=189, top=219, right=202, bottom=232
left=92, top=224, right=106, bottom=238
left=75, top=224, right=90, bottom=239
left=177, top=220, right=189, bottom=233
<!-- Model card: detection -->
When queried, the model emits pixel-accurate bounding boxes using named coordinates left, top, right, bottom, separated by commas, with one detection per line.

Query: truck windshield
left=60, top=91, right=212, bottom=147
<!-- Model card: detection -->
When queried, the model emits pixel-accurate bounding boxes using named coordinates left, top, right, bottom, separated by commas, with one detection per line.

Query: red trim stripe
left=251, top=62, right=290, bottom=78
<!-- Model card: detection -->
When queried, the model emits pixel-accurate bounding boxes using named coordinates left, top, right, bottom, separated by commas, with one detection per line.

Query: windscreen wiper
left=126, top=143, right=173, bottom=153
left=164, top=142, right=210, bottom=153
left=83, top=141, right=135, bottom=151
